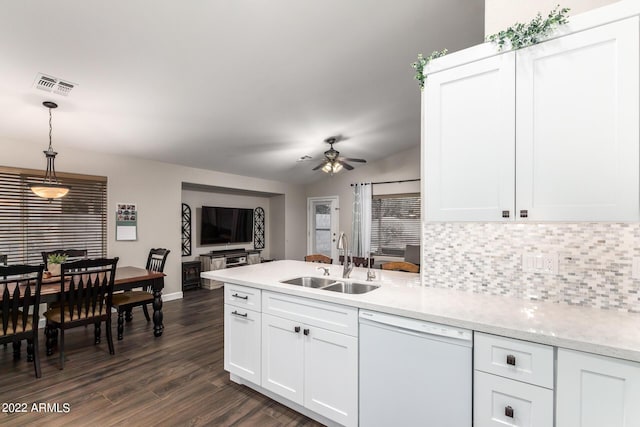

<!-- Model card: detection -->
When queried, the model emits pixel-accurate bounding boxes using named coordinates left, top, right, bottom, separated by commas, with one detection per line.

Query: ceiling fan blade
left=343, top=157, right=366, bottom=163
left=339, top=161, right=354, bottom=171
left=312, top=162, right=327, bottom=171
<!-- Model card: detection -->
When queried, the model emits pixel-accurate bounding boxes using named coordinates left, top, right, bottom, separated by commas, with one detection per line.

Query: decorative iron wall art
left=254, top=207, right=265, bottom=250
left=182, top=203, right=192, bottom=256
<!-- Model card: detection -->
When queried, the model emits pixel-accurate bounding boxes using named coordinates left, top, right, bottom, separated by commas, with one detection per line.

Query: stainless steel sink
left=280, top=276, right=336, bottom=288
left=321, top=281, right=380, bottom=295
left=281, top=277, right=380, bottom=294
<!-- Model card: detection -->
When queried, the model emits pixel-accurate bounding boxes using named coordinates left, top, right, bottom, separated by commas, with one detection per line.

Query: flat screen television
left=200, top=206, right=254, bottom=245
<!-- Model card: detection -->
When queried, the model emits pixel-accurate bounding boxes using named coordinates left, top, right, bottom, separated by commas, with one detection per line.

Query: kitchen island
left=203, top=260, right=640, bottom=362
left=203, top=260, right=640, bottom=427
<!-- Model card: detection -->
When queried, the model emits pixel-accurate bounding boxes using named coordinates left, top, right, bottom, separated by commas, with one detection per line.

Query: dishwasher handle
left=359, top=310, right=472, bottom=342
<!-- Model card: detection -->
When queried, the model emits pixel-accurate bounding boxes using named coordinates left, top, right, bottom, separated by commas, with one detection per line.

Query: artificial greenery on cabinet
left=412, top=5, right=570, bottom=91
left=486, top=5, right=570, bottom=50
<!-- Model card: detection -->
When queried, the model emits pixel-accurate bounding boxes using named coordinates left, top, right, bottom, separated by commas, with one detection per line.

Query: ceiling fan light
left=322, top=162, right=333, bottom=173
left=332, top=162, right=343, bottom=173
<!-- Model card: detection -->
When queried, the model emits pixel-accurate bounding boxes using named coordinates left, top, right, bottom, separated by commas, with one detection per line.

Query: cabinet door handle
left=303, top=328, right=310, bottom=336
left=506, top=354, right=516, bottom=366
left=519, top=209, right=528, bottom=218
left=502, top=210, right=510, bottom=218
left=505, top=405, right=514, bottom=418
left=231, top=310, right=248, bottom=318
left=232, top=293, right=248, bottom=300
left=294, top=326, right=301, bottom=333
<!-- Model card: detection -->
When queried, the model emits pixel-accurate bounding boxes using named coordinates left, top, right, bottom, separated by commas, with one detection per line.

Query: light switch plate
left=522, top=252, right=559, bottom=275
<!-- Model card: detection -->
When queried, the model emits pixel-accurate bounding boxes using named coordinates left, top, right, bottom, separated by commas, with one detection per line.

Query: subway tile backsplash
left=422, top=222, right=640, bottom=313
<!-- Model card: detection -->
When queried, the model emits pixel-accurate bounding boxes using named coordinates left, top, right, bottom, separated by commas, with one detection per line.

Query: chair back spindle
left=146, top=248, right=170, bottom=273
left=59, top=258, right=118, bottom=325
left=0, top=264, right=45, bottom=377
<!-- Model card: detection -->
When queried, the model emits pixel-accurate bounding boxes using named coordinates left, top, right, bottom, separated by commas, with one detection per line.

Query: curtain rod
left=350, top=178, right=420, bottom=187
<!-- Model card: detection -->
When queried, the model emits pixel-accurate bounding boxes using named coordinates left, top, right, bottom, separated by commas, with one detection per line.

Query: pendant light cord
left=48, top=107, right=53, bottom=150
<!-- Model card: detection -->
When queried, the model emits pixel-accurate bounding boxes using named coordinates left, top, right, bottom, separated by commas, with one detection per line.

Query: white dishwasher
left=359, top=310, right=473, bottom=427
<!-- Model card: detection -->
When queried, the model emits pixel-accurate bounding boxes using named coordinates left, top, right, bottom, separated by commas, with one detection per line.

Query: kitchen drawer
left=474, top=332, right=554, bottom=389
left=474, top=370, right=553, bottom=427
left=225, top=283, right=262, bottom=311
left=262, top=290, right=358, bottom=336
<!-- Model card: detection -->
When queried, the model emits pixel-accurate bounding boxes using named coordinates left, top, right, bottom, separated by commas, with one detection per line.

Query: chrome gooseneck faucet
left=336, top=232, right=353, bottom=279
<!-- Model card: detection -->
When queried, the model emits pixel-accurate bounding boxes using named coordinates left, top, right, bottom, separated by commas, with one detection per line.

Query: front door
left=307, top=196, right=339, bottom=262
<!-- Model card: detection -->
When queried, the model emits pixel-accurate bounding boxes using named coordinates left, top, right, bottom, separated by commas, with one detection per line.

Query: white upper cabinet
left=424, top=52, right=516, bottom=221
left=516, top=17, right=639, bottom=221
left=423, top=16, right=640, bottom=222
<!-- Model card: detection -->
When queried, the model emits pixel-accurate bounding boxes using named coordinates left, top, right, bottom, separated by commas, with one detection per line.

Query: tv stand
left=200, top=249, right=261, bottom=289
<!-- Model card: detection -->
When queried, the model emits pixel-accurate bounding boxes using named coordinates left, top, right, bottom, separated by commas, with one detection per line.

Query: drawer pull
left=294, top=326, right=301, bottom=333
left=231, top=310, right=248, bottom=318
left=505, top=406, right=514, bottom=418
left=232, top=293, right=248, bottom=300
left=303, top=328, right=310, bottom=336
left=502, top=210, right=510, bottom=218
left=506, top=354, right=516, bottom=366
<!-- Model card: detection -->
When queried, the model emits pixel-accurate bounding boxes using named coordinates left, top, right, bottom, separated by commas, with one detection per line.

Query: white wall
left=269, top=195, right=286, bottom=260
left=181, top=189, right=271, bottom=261
left=304, top=145, right=421, bottom=251
left=1, top=136, right=306, bottom=297
left=485, top=0, right=621, bottom=36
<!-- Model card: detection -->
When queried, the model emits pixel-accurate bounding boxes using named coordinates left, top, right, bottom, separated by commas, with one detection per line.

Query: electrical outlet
left=522, top=252, right=559, bottom=275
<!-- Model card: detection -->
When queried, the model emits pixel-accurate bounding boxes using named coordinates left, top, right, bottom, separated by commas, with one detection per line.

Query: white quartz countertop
left=202, top=260, right=640, bottom=362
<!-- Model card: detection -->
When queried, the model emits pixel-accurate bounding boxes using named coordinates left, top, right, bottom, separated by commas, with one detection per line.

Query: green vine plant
left=411, top=49, right=448, bottom=91
left=47, top=253, right=68, bottom=264
left=486, top=5, right=570, bottom=51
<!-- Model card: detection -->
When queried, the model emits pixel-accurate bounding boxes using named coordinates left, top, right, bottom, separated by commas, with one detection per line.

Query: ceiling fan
left=312, top=136, right=366, bottom=175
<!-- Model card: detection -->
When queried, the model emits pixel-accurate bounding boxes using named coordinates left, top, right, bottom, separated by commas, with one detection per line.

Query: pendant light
left=29, top=101, right=71, bottom=199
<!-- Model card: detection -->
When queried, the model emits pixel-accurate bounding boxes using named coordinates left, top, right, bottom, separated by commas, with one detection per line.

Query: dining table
left=40, top=266, right=166, bottom=341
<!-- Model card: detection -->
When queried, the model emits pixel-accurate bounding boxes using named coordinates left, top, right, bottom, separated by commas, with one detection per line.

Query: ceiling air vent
left=33, top=73, right=77, bottom=96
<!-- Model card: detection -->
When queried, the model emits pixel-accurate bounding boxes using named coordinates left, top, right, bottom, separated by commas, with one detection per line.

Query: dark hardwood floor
left=0, top=288, right=324, bottom=426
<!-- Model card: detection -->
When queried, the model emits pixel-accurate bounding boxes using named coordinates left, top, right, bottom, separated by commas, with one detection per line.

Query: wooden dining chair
left=381, top=261, right=420, bottom=273
left=339, top=255, right=375, bottom=268
left=0, top=264, right=44, bottom=378
left=112, top=248, right=169, bottom=340
left=44, top=257, right=119, bottom=370
left=304, top=254, right=332, bottom=264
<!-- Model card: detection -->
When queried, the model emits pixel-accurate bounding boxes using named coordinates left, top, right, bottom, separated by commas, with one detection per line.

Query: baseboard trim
left=162, top=291, right=183, bottom=302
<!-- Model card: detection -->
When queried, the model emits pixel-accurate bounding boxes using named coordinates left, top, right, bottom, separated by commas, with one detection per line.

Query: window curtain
left=351, top=182, right=372, bottom=257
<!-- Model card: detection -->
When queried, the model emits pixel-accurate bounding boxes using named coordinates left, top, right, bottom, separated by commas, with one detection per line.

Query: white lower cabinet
left=556, top=349, right=640, bottom=427
left=474, top=370, right=553, bottom=427
left=474, top=332, right=554, bottom=427
left=224, top=285, right=262, bottom=385
left=303, top=324, right=358, bottom=423
left=262, top=291, right=359, bottom=427
left=261, top=313, right=304, bottom=404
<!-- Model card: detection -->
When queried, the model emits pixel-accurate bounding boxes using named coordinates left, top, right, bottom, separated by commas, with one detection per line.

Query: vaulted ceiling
left=0, top=1, right=484, bottom=184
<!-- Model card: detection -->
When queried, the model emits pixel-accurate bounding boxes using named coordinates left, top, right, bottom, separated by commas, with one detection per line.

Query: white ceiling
left=0, top=1, right=484, bottom=184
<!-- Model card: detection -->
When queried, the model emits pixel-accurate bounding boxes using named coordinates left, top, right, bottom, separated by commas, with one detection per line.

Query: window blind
left=0, top=166, right=107, bottom=265
left=371, top=193, right=421, bottom=257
